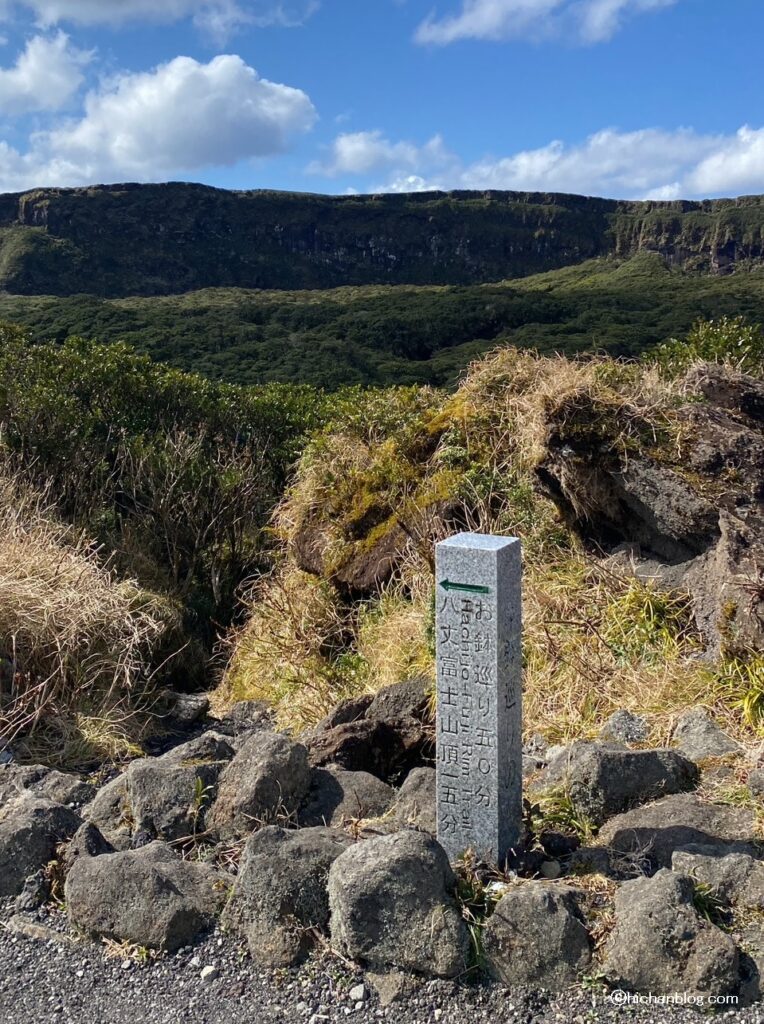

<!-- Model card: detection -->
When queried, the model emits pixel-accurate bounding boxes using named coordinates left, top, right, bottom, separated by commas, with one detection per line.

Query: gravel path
left=1, top=902, right=762, bottom=1024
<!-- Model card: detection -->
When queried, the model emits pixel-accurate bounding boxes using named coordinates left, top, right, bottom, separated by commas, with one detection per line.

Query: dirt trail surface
left=0, top=903, right=760, bottom=1024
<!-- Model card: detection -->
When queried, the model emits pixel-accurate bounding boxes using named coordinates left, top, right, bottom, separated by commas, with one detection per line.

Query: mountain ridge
left=2, top=182, right=764, bottom=297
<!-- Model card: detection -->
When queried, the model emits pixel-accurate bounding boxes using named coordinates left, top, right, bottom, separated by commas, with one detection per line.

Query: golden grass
left=0, top=462, right=169, bottom=762
left=216, top=565, right=369, bottom=732
left=355, top=590, right=434, bottom=691
left=522, top=564, right=754, bottom=744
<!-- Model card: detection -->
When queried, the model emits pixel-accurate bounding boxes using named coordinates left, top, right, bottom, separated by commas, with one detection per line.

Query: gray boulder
left=14, top=869, right=50, bottom=913
left=522, top=735, right=548, bottom=775
left=524, top=734, right=548, bottom=758
left=60, top=822, right=114, bottom=876
left=749, top=768, right=764, bottom=798
left=65, top=841, right=226, bottom=951
left=309, top=696, right=373, bottom=732
left=299, top=766, right=394, bottom=827
left=305, top=717, right=429, bottom=784
left=598, top=710, right=650, bottom=746
left=222, top=825, right=352, bottom=965
left=739, top=924, right=764, bottom=1005
left=163, top=691, right=210, bottom=725
left=366, top=678, right=430, bottom=723
left=84, top=733, right=235, bottom=847
left=673, top=707, right=742, bottom=761
left=0, top=764, right=94, bottom=808
left=537, top=743, right=698, bottom=825
left=598, top=793, right=758, bottom=872
left=126, top=756, right=224, bottom=842
left=215, top=699, right=275, bottom=738
left=603, top=870, right=740, bottom=999
left=366, top=971, right=422, bottom=1007
left=544, top=743, right=568, bottom=764
left=0, top=795, right=80, bottom=896
left=160, top=731, right=236, bottom=765
left=303, top=679, right=433, bottom=784
left=483, top=883, right=591, bottom=990
left=522, top=754, right=546, bottom=777
left=83, top=773, right=132, bottom=850
left=391, top=768, right=435, bottom=833
left=672, top=847, right=764, bottom=910
left=328, top=830, right=469, bottom=977
left=207, top=730, right=310, bottom=837
left=566, top=845, right=612, bottom=876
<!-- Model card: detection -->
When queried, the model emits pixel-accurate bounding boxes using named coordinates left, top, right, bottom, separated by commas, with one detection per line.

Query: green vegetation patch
left=3, top=254, right=764, bottom=387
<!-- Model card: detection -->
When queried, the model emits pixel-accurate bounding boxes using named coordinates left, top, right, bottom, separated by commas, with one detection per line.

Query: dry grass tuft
left=102, top=938, right=162, bottom=964
left=218, top=565, right=368, bottom=732
left=355, top=589, right=434, bottom=692
left=0, top=461, right=170, bottom=761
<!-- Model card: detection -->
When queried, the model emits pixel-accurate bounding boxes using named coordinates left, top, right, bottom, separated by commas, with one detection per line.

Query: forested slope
left=2, top=252, right=764, bottom=386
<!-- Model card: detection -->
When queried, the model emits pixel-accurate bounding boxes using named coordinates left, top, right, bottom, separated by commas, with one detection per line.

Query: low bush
left=650, top=315, right=764, bottom=378
left=0, top=326, right=328, bottom=663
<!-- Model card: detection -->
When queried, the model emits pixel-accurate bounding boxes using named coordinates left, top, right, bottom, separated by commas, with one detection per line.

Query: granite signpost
left=435, top=533, right=522, bottom=865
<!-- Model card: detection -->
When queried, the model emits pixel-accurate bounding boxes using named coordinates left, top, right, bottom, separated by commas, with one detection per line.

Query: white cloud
left=25, top=0, right=207, bottom=22
left=0, top=53, right=316, bottom=190
left=686, top=127, right=764, bottom=197
left=456, top=127, right=719, bottom=195
left=191, top=1, right=254, bottom=40
left=415, top=0, right=676, bottom=45
left=308, top=130, right=451, bottom=177
left=312, top=124, right=764, bottom=201
left=0, top=32, right=90, bottom=113
left=0, top=1, right=317, bottom=41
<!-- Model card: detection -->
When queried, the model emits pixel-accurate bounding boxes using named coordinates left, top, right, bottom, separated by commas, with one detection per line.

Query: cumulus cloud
left=0, top=1, right=317, bottom=41
left=455, top=127, right=719, bottom=195
left=415, top=0, right=676, bottom=46
left=312, top=124, right=764, bottom=200
left=308, top=130, right=451, bottom=177
left=686, top=127, right=764, bottom=197
left=0, top=53, right=316, bottom=190
left=0, top=32, right=91, bottom=113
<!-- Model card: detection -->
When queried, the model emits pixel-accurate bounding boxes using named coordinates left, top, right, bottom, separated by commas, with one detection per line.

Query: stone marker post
left=435, top=533, right=522, bottom=865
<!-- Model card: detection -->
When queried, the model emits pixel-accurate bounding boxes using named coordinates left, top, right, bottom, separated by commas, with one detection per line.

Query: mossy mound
left=218, top=341, right=764, bottom=742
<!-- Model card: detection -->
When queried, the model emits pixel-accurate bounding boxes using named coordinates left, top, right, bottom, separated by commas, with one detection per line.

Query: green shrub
left=0, top=326, right=327, bottom=663
left=650, top=316, right=764, bottom=378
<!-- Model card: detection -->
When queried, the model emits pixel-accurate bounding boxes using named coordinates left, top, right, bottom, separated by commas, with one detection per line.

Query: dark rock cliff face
left=1, top=184, right=764, bottom=297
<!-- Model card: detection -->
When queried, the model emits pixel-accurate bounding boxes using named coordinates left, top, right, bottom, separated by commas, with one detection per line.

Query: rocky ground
left=1, top=684, right=763, bottom=1023
left=3, top=901, right=762, bottom=1024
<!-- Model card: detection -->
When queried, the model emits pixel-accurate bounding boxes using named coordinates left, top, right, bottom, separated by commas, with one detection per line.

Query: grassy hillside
left=1, top=318, right=762, bottom=766
left=2, top=253, right=764, bottom=387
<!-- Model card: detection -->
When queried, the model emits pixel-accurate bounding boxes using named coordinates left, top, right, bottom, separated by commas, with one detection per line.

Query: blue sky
left=0, top=0, right=761, bottom=198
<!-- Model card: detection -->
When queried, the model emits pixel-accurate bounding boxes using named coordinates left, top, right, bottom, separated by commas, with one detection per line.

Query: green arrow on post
left=438, top=578, right=491, bottom=595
